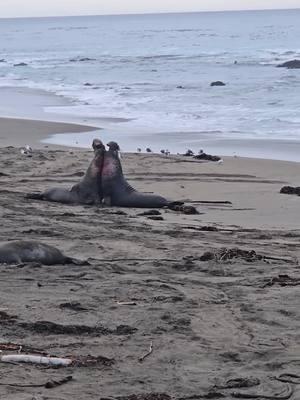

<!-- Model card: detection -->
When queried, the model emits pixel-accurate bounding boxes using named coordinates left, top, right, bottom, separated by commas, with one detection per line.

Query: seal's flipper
left=25, top=193, right=45, bottom=200
left=64, top=257, right=90, bottom=266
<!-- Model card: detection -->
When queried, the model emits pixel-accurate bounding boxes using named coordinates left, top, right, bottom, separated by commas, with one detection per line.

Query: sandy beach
left=0, top=117, right=97, bottom=149
left=0, top=117, right=300, bottom=399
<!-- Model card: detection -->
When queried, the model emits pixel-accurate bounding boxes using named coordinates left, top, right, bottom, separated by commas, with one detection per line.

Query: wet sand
left=0, top=117, right=98, bottom=149
left=0, top=139, right=300, bottom=399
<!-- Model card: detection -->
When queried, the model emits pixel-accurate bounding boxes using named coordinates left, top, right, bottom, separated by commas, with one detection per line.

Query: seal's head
left=107, top=141, right=120, bottom=152
left=92, top=138, right=105, bottom=151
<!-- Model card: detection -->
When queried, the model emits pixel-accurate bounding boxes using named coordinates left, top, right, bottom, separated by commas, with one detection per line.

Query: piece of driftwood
left=188, top=200, right=232, bottom=205
left=0, top=375, right=72, bottom=389
left=0, top=354, right=72, bottom=366
left=274, top=373, right=300, bottom=384
left=117, top=301, right=137, bottom=306
left=139, top=341, right=153, bottom=363
left=231, top=383, right=293, bottom=399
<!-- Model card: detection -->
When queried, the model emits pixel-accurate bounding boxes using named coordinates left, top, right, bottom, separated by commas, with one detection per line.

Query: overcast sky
left=1, top=0, right=300, bottom=18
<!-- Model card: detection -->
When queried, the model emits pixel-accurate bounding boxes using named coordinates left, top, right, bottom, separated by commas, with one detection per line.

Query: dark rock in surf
left=280, top=186, right=300, bottom=195
left=210, top=81, right=226, bottom=86
left=14, top=62, right=28, bottom=67
left=70, top=57, right=96, bottom=62
left=276, top=59, right=300, bottom=69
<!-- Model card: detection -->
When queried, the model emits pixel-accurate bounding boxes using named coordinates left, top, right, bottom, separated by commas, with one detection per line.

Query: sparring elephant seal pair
left=28, top=139, right=179, bottom=208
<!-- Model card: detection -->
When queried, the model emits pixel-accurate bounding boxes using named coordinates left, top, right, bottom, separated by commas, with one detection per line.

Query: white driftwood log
left=0, top=354, right=72, bottom=366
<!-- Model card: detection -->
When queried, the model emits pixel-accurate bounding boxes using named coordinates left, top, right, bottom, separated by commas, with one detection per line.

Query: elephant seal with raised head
left=0, top=241, right=86, bottom=265
left=27, top=139, right=105, bottom=205
left=101, top=141, right=175, bottom=208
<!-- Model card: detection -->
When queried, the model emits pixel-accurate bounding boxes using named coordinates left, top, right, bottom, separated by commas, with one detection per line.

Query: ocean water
left=0, top=9, right=300, bottom=155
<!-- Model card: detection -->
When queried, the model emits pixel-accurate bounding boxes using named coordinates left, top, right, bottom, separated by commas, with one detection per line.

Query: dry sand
left=0, top=119, right=300, bottom=400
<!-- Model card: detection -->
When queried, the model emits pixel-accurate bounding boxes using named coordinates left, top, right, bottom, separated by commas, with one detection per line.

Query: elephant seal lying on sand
left=101, top=141, right=180, bottom=208
left=0, top=241, right=87, bottom=265
left=27, top=139, right=105, bottom=205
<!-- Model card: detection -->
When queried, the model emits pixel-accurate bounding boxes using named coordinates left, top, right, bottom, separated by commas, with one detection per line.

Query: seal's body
left=0, top=241, right=82, bottom=265
left=101, top=142, right=169, bottom=208
left=28, top=139, right=105, bottom=205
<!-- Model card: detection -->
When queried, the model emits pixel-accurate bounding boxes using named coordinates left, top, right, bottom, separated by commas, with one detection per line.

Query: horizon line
left=0, top=6, right=299, bottom=20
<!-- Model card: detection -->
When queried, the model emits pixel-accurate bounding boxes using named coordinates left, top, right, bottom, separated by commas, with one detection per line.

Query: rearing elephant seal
left=0, top=241, right=86, bottom=265
left=27, top=139, right=105, bottom=205
left=101, top=141, right=173, bottom=208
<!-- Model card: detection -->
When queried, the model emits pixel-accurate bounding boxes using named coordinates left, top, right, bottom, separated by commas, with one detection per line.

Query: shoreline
left=0, top=86, right=300, bottom=162
left=1, top=115, right=300, bottom=165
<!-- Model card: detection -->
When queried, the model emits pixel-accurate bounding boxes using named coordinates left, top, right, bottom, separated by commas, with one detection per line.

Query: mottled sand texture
left=0, top=141, right=300, bottom=399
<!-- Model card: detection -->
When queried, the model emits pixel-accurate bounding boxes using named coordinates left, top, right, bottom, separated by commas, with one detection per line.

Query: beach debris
left=187, top=200, right=232, bottom=205
left=137, top=148, right=142, bottom=153
left=199, top=248, right=265, bottom=263
left=0, top=342, right=45, bottom=354
left=199, top=248, right=293, bottom=264
left=230, top=383, right=293, bottom=400
left=20, top=144, right=33, bottom=157
left=0, top=341, right=114, bottom=367
left=139, top=341, right=153, bottom=363
left=137, top=210, right=161, bottom=216
left=147, top=216, right=164, bottom=221
left=14, top=320, right=137, bottom=336
left=217, top=377, right=260, bottom=389
left=262, top=274, right=300, bottom=288
left=274, top=373, right=300, bottom=384
left=0, top=310, right=17, bottom=321
left=0, top=353, right=114, bottom=367
left=146, top=148, right=153, bottom=153
left=276, top=59, right=300, bottom=69
left=117, top=301, right=137, bottom=306
left=59, top=301, right=88, bottom=312
left=160, top=149, right=170, bottom=156
left=168, top=204, right=199, bottom=215
left=210, top=81, right=226, bottom=86
left=185, top=225, right=218, bottom=232
left=280, top=186, right=300, bottom=196
left=184, top=149, right=194, bottom=156
left=101, top=394, right=171, bottom=400
left=0, top=375, right=73, bottom=389
left=182, top=148, right=222, bottom=162
left=0, top=354, right=73, bottom=366
left=193, top=152, right=221, bottom=162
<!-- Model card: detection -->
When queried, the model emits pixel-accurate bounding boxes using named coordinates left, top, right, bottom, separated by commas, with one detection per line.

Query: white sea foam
left=0, top=9, right=300, bottom=158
